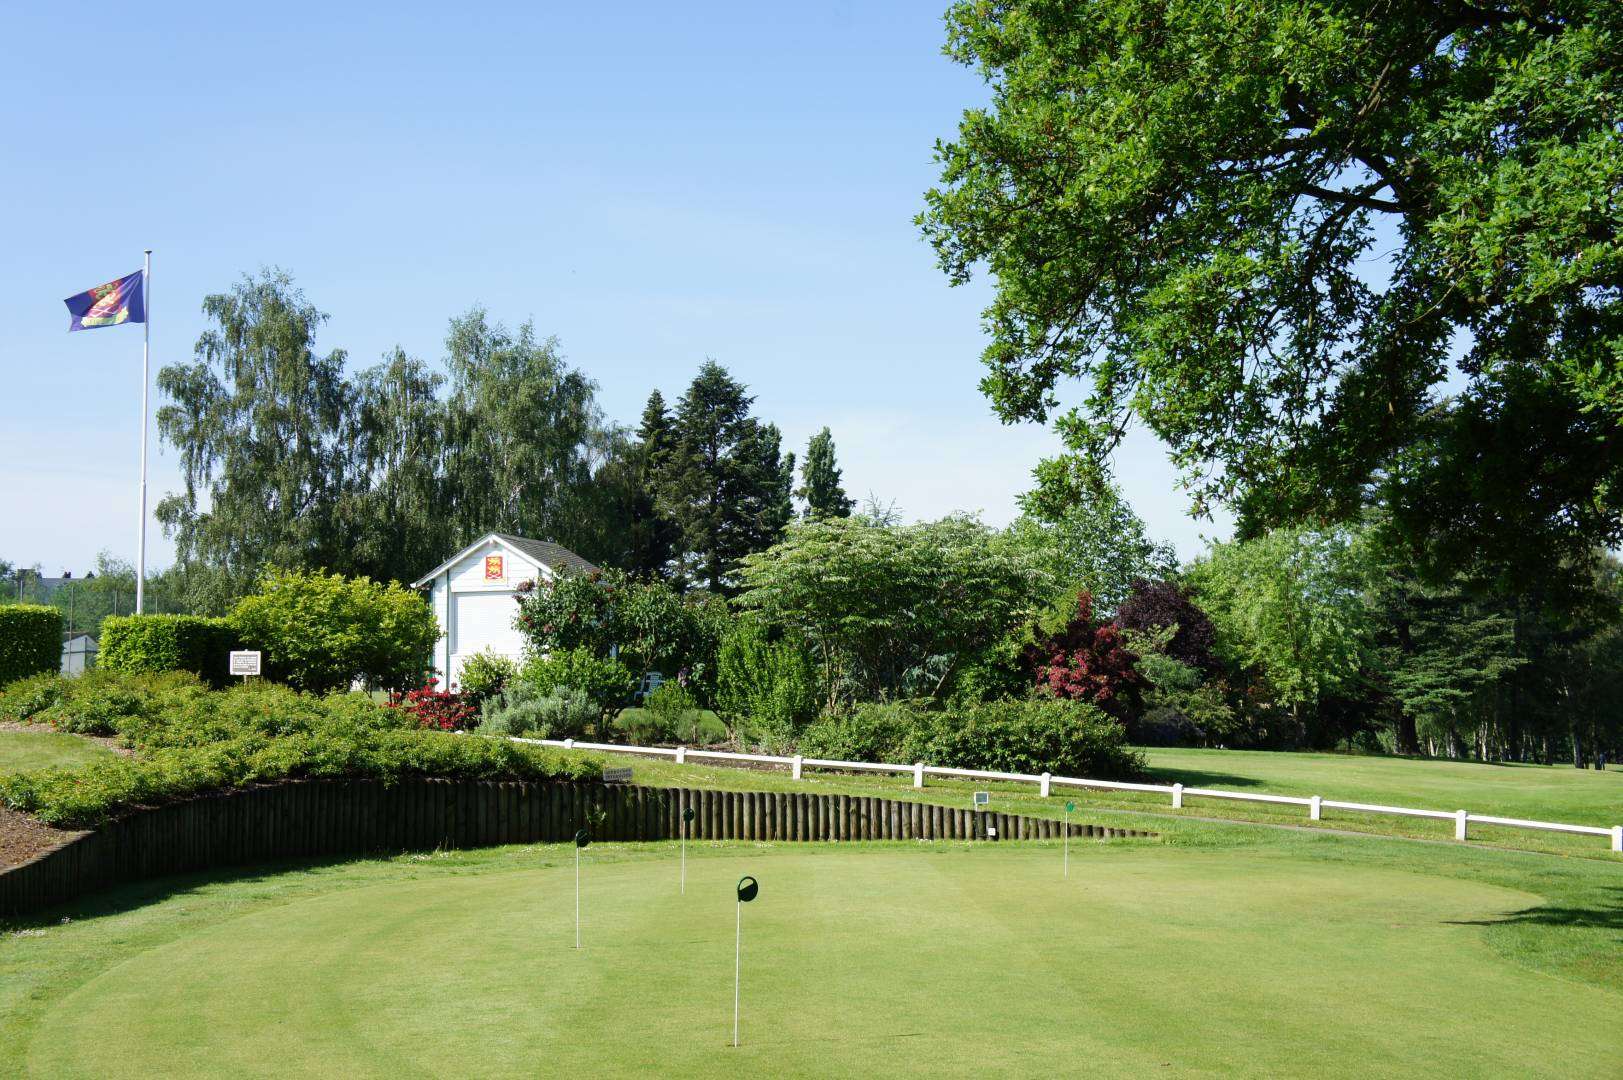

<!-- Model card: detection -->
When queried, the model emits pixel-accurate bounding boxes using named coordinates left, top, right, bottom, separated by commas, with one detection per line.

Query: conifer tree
left=797, top=427, right=854, bottom=519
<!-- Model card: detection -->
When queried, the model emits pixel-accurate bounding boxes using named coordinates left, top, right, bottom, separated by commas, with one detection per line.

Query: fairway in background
left=0, top=731, right=112, bottom=777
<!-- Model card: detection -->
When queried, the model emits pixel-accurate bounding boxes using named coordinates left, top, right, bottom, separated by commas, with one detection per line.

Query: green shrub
left=797, top=702, right=921, bottom=763
left=715, top=618, right=818, bottom=751
left=0, top=680, right=601, bottom=828
left=457, top=650, right=518, bottom=705
left=0, top=670, right=208, bottom=736
left=0, top=605, right=62, bottom=687
left=519, top=648, right=637, bottom=716
left=899, top=698, right=1145, bottom=779
left=229, top=569, right=438, bottom=693
left=99, top=614, right=239, bottom=684
left=796, top=698, right=1144, bottom=780
left=479, top=682, right=595, bottom=739
left=611, top=701, right=729, bottom=747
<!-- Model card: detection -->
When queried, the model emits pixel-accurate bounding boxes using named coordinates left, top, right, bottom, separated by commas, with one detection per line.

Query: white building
left=411, top=533, right=599, bottom=688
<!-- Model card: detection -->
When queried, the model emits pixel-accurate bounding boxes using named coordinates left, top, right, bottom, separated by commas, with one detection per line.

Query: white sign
left=228, top=650, right=262, bottom=677
left=973, top=791, right=990, bottom=807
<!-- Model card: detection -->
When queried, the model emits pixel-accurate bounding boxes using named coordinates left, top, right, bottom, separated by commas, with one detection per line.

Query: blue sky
left=0, top=1, right=1227, bottom=576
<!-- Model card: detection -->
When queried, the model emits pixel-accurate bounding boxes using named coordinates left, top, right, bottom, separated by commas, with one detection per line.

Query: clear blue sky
left=0, top=1, right=1226, bottom=576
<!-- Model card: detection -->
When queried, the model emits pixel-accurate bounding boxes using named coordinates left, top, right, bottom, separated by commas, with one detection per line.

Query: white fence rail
left=519, top=737, right=1623, bottom=855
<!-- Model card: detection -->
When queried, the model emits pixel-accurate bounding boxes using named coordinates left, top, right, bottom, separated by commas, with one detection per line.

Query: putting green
left=19, top=845, right=1618, bottom=1078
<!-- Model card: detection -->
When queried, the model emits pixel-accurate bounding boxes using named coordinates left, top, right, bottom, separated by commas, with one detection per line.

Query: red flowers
left=387, top=678, right=478, bottom=731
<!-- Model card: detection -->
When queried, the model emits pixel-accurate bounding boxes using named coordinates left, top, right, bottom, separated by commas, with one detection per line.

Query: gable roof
left=410, top=532, right=599, bottom=588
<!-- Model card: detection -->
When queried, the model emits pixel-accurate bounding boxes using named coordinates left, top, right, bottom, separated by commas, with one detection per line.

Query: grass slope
left=2, top=834, right=1618, bottom=1079
left=614, top=751, right=1621, bottom=858
left=1141, top=746, right=1622, bottom=826
left=0, top=732, right=112, bottom=777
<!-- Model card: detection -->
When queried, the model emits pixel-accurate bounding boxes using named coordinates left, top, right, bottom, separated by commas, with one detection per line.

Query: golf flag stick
left=1064, top=801, right=1073, bottom=877
left=574, top=828, right=591, bottom=949
left=681, top=806, right=694, bottom=894
left=733, top=876, right=759, bottom=1047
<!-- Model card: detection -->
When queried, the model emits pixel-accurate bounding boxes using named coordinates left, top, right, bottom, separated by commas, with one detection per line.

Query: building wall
left=426, top=538, right=555, bottom=687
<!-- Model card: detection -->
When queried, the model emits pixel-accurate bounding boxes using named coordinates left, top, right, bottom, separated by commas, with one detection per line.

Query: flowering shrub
left=1027, top=591, right=1143, bottom=710
left=389, top=679, right=478, bottom=731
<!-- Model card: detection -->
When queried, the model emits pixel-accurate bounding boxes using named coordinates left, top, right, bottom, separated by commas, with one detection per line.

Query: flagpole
left=136, top=249, right=150, bottom=614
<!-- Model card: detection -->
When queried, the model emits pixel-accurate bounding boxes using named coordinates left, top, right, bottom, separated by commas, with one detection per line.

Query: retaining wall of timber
left=0, top=779, right=1154, bottom=918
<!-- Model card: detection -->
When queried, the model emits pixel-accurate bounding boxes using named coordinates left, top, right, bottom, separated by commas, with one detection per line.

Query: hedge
left=0, top=675, right=601, bottom=828
left=0, top=605, right=62, bottom=687
left=99, top=614, right=239, bottom=685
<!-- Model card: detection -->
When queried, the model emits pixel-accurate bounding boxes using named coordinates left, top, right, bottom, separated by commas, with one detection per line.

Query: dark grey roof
left=494, top=534, right=600, bottom=575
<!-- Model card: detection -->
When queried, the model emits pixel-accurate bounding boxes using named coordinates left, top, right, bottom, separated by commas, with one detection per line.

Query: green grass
left=2, top=824, right=1620, bottom=1079
left=0, top=731, right=112, bottom=777
left=608, top=748, right=1622, bottom=859
left=1140, top=745, right=1622, bottom=826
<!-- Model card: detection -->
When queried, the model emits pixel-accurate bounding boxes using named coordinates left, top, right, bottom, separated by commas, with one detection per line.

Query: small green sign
left=1066, top=801, right=1075, bottom=813
left=574, top=828, right=591, bottom=848
left=736, top=876, right=759, bottom=903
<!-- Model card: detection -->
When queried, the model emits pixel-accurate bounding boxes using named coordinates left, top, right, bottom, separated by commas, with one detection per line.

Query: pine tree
left=658, top=362, right=793, bottom=592
left=797, top=427, right=854, bottom=519
left=618, top=391, right=681, bottom=577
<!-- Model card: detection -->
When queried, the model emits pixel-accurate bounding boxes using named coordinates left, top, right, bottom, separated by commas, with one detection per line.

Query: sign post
left=228, top=650, right=261, bottom=684
left=1064, top=801, right=1074, bottom=877
left=681, top=806, right=695, bottom=895
left=733, top=875, right=759, bottom=1048
left=574, top=828, right=591, bottom=949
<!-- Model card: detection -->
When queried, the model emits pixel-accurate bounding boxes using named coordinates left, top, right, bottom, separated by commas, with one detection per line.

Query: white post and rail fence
left=529, top=737, right=1623, bottom=855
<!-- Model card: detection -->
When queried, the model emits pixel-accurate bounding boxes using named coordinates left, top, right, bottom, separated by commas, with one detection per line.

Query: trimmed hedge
left=0, top=676, right=601, bottom=828
left=99, top=614, right=239, bottom=685
left=0, top=605, right=62, bottom=687
left=799, top=698, right=1146, bottom=780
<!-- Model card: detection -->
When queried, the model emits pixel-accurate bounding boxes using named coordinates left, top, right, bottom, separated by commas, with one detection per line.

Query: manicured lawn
left=1139, top=745, right=1623, bottom=827
left=613, top=749, right=1622, bottom=858
left=2, top=830, right=1618, bottom=1078
left=0, top=731, right=112, bottom=777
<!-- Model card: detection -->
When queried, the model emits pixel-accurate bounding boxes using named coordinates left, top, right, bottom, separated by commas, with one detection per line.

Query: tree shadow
left=1140, top=766, right=1266, bottom=789
left=1448, top=887, right=1623, bottom=931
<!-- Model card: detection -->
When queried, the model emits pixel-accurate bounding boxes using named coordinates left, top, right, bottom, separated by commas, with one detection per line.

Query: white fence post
left=1612, top=825, right=1621, bottom=853
left=1455, top=810, right=1468, bottom=841
left=1040, top=772, right=1051, bottom=798
left=675, top=746, right=686, bottom=765
left=913, top=762, right=925, bottom=789
left=792, top=754, right=803, bottom=780
left=1310, top=795, right=1322, bottom=822
left=1172, top=783, right=1183, bottom=809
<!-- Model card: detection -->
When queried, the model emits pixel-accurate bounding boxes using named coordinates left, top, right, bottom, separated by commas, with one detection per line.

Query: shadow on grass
left=1, top=853, right=401, bottom=933
left=1139, top=766, right=1265, bottom=789
left=1449, top=887, right=1623, bottom=931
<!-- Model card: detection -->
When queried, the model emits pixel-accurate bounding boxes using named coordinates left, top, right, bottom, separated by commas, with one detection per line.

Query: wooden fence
left=0, top=779, right=1153, bottom=919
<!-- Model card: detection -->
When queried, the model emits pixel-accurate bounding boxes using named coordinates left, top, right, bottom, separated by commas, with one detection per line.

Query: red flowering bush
left=1027, top=591, right=1144, bottom=710
left=388, top=678, right=478, bottom=731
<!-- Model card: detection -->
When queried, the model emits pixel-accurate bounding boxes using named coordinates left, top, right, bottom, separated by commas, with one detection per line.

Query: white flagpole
left=136, top=249, right=151, bottom=614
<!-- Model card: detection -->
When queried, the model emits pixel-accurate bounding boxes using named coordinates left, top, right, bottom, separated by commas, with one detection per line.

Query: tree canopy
left=921, top=0, right=1623, bottom=584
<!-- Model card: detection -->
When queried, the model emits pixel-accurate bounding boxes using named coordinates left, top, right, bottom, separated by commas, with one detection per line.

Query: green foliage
left=518, top=648, right=637, bottom=716
left=479, top=682, right=595, bottom=740
left=798, top=698, right=1142, bottom=779
left=514, top=569, right=727, bottom=695
left=738, top=516, right=1047, bottom=708
left=456, top=650, right=518, bottom=704
left=0, top=605, right=62, bottom=687
left=610, top=684, right=729, bottom=746
left=99, top=614, right=239, bottom=685
left=0, top=677, right=599, bottom=828
left=1186, top=528, right=1374, bottom=721
left=0, top=670, right=208, bottom=737
left=1006, top=483, right=1175, bottom=614
left=655, top=361, right=794, bottom=591
left=921, top=0, right=1623, bottom=585
left=715, top=618, right=818, bottom=751
left=228, top=569, right=438, bottom=693
left=797, top=426, right=853, bottom=519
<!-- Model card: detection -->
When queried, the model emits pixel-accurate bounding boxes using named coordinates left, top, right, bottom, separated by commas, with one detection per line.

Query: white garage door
left=450, top=591, right=525, bottom=684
